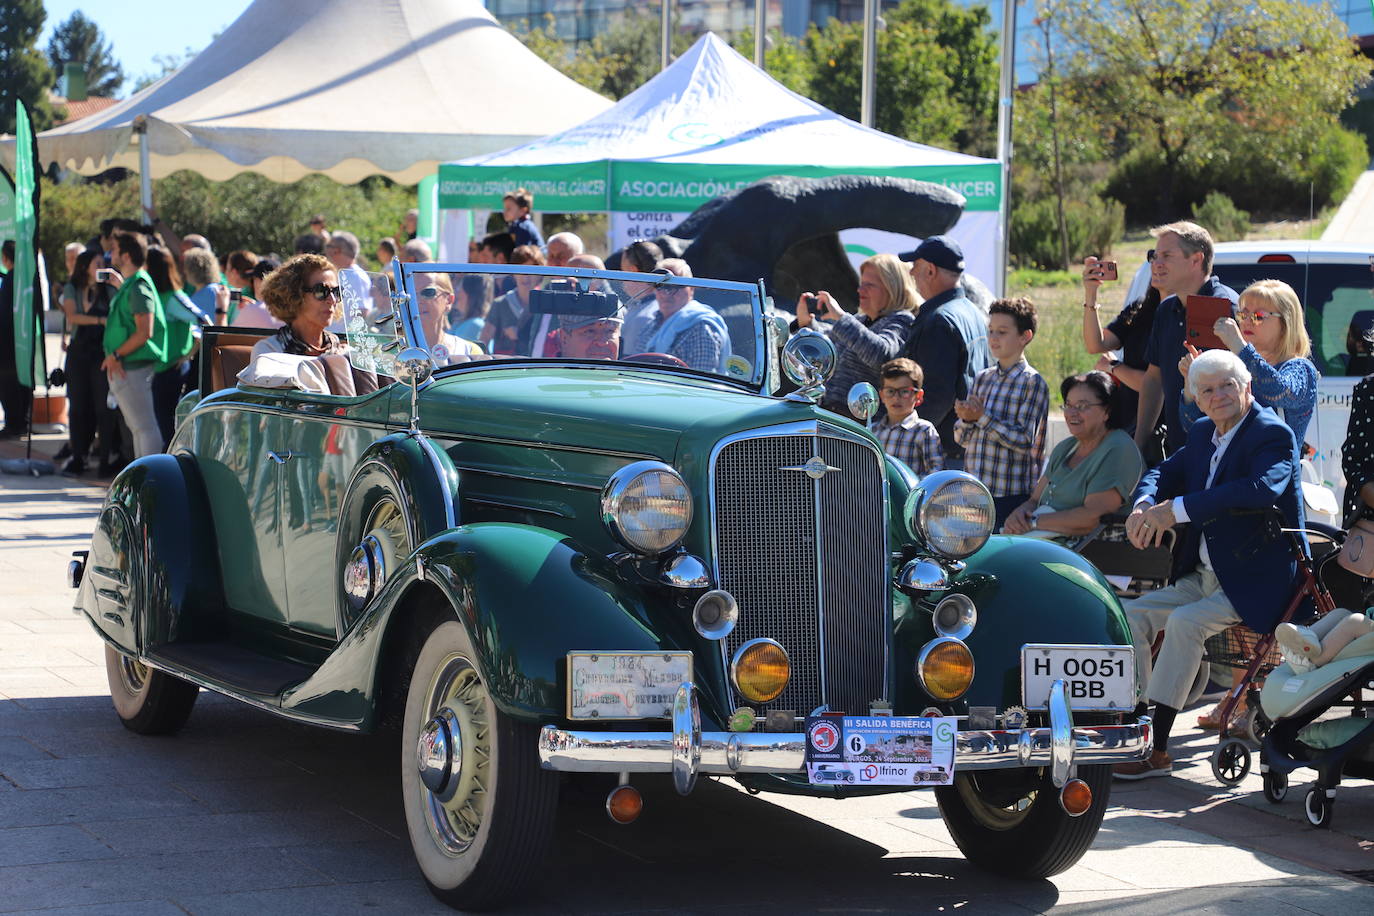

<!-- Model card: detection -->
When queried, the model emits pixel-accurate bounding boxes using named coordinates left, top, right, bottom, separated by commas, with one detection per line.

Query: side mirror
left=393, top=346, right=433, bottom=433
left=847, top=382, right=878, bottom=421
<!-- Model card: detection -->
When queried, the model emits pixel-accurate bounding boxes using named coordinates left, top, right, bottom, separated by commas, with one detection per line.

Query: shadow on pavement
left=0, top=693, right=1063, bottom=914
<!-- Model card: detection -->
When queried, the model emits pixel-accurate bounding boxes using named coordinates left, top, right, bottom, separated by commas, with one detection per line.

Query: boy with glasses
left=870, top=358, right=943, bottom=476
left=955, top=297, right=1050, bottom=528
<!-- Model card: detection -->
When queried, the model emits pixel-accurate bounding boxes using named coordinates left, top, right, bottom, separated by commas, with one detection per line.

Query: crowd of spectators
left=786, top=219, right=1370, bottom=783
left=5, top=197, right=1371, bottom=791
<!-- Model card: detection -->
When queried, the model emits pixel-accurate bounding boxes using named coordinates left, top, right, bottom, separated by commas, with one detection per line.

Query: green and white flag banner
left=12, top=99, right=44, bottom=389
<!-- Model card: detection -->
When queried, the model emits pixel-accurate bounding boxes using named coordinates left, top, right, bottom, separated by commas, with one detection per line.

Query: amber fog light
left=916, top=637, right=974, bottom=701
left=1060, top=778, right=1093, bottom=817
left=606, top=784, right=643, bottom=825
left=731, top=638, right=790, bottom=703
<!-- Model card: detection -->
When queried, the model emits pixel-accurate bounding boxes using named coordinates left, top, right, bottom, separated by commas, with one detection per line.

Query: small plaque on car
left=1021, top=644, right=1135, bottom=711
left=566, top=651, right=693, bottom=720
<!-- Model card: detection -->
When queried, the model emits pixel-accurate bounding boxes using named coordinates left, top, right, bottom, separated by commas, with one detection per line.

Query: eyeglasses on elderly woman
left=307, top=283, right=342, bottom=301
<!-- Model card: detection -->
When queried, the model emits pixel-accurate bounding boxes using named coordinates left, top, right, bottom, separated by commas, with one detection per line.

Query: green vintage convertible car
left=69, top=261, right=1148, bottom=910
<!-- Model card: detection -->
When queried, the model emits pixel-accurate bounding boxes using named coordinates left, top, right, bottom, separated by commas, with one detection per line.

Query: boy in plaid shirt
left=954, top=297, right=1049, bottom=528
left=870, top=358, right=943, bottom=476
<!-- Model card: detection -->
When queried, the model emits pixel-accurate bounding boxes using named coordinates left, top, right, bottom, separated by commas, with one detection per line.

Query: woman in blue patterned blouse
left=1179, top=278, right=1318, bottom=454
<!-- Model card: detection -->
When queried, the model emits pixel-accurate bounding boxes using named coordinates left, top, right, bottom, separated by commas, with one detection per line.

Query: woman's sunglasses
left=418, top=286, right=450, bottom=299
left=308, top=283, right=342, bottom=301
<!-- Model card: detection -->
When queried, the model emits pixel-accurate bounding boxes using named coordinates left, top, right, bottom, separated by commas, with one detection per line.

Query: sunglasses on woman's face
left=418, top=286, right=450, bottom=299
left=308, top=284, right=342, bottom=301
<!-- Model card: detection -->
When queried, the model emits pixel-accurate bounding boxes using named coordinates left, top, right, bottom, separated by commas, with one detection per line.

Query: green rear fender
left=893, top=535, right=1134, bottom=713
left=283, top=523, right=665, bottom=728
left=75, top=453, right=225, bottom=654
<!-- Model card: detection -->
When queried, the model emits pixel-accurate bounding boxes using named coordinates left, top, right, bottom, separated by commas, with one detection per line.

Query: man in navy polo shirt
left=902, top=236, right=993, bottom=469
left=1135, top=221, right=1239, bottom=456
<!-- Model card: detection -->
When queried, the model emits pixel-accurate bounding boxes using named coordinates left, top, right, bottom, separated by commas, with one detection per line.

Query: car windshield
left=1213, top=260, right=1374, bottom=377
left=346, top=263, right=766, bottom=386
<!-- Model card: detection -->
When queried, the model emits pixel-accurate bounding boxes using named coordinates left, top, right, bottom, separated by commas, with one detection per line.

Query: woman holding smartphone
left=1082, top=253, right=1161, bottom=453
left=101, top=231, right=168, bottom=459
left=58, top=248, right=121, bottom=475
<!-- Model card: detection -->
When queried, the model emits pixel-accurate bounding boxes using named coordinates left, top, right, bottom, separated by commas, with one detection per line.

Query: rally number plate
left=1021, top=644, right=1135, bottom=711
left=803, top=716, right=957, bottom=787
left=566, top=651, right=692, bottom=720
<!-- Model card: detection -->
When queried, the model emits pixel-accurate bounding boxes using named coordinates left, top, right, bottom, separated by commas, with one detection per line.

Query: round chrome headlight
left=601, top=461, right=693, bottom=555
left=781, top=328, right=838, bottom=388
left=909, top=470, right=994, bottom=560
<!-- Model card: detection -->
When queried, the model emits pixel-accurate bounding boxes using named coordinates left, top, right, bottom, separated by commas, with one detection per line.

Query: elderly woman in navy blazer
left=1112, top=348, right=1305, bottom=781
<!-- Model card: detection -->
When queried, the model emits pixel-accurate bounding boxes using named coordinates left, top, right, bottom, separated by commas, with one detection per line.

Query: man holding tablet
left=1134, top=221, right=1239, bottom=456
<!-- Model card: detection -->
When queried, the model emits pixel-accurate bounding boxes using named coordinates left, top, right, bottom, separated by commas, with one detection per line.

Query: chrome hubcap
left=417, top=707, right=463, bottom=798
left=118, top=655, right=149, bottom=695
left=420, top=655, right=490, bottom=856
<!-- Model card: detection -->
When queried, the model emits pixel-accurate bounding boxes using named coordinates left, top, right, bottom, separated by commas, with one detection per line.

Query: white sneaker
left=1275, top=623, right=1319, bottom=673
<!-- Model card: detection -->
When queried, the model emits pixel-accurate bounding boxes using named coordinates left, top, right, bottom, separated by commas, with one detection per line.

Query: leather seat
left=212, top=345, right=254, bottom=393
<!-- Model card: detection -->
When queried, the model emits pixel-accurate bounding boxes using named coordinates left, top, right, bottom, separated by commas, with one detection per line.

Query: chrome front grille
left=712, top=423, right=888, bottom=714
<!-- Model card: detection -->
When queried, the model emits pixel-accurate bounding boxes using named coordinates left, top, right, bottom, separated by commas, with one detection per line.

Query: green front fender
left=282, top=522, right=665, bottom=729
left=894, top=535, right=1134, bottom=714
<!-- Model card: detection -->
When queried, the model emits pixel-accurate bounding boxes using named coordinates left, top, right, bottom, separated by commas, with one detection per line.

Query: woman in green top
left=101, top=231, right=168, bottom=458
left=1003, top=371, right=1144, bottom=537
left=147, top=246, right=208, bottom=445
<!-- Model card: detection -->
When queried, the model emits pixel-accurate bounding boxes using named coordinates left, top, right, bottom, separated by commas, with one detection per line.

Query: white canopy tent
left=438, top=33, right=1004, bottom=290
left=2, top=0, right=611, bottom=190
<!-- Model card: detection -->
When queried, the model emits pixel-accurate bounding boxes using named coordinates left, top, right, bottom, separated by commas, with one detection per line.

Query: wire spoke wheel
left=420, top=655, right=491, bottom=854
left=401, top=618, right=557, bottom=909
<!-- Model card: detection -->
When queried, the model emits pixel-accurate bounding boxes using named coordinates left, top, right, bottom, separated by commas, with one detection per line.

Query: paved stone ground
left=2, top=464, right=1374, bottom=913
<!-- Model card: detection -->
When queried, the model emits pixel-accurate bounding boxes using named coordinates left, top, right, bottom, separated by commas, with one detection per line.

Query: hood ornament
left=781, top=456, right=841, bottom=480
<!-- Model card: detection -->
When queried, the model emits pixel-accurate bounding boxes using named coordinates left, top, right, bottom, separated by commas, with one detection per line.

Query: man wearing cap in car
left=557, top=306, right=624, bottom=361
left=902, top=235, right=993, bottom=469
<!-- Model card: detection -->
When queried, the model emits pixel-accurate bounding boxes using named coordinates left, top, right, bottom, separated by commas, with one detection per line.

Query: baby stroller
left=1254, top=569, right=1374, bottom=828
left=1202, top=516, right=1345, bottom=786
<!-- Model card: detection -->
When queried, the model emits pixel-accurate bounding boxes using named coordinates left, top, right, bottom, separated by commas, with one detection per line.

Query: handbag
left=1338, top=517, right=1374, bottom=578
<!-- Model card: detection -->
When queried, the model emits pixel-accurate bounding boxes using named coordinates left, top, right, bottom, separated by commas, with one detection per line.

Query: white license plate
left=566, top=651, right=692, bottom=720
left=1021, top=644, right=1135, bottom=711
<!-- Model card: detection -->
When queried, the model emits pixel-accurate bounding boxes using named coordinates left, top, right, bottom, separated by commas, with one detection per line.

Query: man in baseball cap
left=559, top=306, right=625, bottom=360
left=898, top=234, right=966, bottom=273
left=899, top=234, right=991, bottom=468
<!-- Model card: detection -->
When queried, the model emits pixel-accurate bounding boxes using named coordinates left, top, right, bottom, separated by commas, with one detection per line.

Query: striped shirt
left=954, top=357, right=1049, bottom=496
left=871, top=411, right=944, bottom=477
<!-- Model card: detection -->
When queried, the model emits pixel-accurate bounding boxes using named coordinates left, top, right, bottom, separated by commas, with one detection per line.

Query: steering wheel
left=626, top=352, right=689, bottom=369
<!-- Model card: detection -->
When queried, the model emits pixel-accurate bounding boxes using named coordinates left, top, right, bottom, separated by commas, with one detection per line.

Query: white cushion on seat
left=238, top=352, right=331, bottom=394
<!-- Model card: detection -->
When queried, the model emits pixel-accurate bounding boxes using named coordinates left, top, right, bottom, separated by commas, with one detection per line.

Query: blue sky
left=38, top=1, right=253, bottom=94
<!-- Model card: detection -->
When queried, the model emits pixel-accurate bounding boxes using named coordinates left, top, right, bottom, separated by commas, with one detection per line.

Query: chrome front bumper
left=539, top=681, right=1151, bottom=792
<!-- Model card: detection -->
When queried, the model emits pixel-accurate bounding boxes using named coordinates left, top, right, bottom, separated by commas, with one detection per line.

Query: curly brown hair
left=260, top=253, right=338, bottom=324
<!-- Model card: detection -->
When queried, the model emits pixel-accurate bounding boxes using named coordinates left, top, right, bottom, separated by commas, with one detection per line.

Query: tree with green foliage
left=517, top=0, right=997, bottom=157
left=0, top=0, right=59, bottom=135
left=46, top=10, right=124, bottom=98
left=1053, top=0, right=1372, bottom=221
left=798, top=0, right=999, bottom=157
left=520, top=9, right=692, bottom=102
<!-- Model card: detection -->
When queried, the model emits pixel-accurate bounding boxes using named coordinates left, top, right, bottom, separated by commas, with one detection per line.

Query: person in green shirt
left=102, top=231, right=168, bottom=458
left=1002, top=371, right=1145, bottom=538
left=147, top=246, right=209, bottom=445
